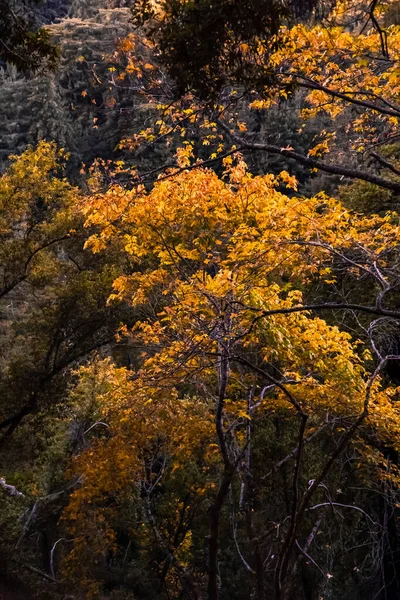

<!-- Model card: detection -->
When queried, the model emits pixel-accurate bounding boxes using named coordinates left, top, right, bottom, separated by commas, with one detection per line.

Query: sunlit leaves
left=0, top=142, right=79, bottom=297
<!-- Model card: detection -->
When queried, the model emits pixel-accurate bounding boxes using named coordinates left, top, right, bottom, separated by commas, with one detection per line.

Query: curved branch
left=218, top=120, right=400, bottom=194
left=0, top=234, right=70, bottom=300
left=232, top=302, right=400, bottom=332
left=295, top=77, right=397, bottom=117
left=231, top=355, right=306, bottom=416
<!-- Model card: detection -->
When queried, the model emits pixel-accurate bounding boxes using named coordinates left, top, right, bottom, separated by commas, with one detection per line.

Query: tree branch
left=218, top=120, right=400, bottom=194
left=370, top=151, right=400, bottom=177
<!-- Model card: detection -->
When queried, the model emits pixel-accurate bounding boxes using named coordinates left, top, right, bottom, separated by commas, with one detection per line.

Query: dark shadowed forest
left=3, top=1, right=400, bottom=599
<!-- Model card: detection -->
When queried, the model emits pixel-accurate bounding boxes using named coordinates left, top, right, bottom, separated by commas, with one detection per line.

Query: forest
left=3, top=1, right=400, bottom=599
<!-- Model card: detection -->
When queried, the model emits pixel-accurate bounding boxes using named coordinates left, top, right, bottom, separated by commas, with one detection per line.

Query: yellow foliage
left=73, top=165, right=400, bottom=553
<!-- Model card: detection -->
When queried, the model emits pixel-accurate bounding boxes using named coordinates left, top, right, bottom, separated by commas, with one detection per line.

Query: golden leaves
left=64, top=152, right=400, bottom=592
left=242, top=19, right=400, bottom=159
left=80, top=167, right=397, bottom=425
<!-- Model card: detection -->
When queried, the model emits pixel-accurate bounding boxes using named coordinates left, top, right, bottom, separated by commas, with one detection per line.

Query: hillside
left=0, top=2, right=137, bottom=175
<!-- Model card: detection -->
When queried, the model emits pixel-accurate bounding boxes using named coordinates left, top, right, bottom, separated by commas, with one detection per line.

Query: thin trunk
left=245, top=386, right=266, bottom=600
left=208, top=323, right=234, bottom=600
left=208, top=469, right=234, bottom=600
left=144, top=495, right=199, bottom=600
left=245, top=508, right=265, bottom=600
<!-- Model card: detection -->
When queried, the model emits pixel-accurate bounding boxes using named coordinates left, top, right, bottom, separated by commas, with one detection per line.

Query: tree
left=0, top=142, right=141, bottom=443
left=61, top=159, right=400, bottom=599
left=121, top=0, right=400, bottom=199
left=0, top=142, right=142, bottom=592
left=5, top=3, right=400, bottom=599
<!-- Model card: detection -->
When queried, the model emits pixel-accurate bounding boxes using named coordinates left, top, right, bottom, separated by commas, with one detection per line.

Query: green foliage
left=0, top=143, right=136, bottom=594
left=0, top=0, right=58, bottom=72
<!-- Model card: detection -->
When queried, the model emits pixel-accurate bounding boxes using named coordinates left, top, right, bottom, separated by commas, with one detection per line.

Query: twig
left=50, top=538, right=73, bottom=579
left=83, top=421, right=110, bottom=435
left=22, top=564, right=57, bottom=583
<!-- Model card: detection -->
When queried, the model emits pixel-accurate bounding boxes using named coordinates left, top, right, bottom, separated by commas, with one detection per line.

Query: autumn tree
left=5, top=3, right=400, bottom=600
left=108, top=0, right=400, bottom=201
left=0, top=143, right=143, bottom=593
left=0, top=141, right=143, bottom=442
left=54, top=156, right=400, bottom=599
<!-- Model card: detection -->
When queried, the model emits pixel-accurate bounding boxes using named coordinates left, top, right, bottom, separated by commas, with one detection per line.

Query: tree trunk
left=208, top=469, right=234, bottom=600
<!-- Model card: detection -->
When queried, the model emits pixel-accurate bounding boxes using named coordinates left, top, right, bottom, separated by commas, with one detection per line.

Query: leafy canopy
left=61, top=157, right=400, bottom=594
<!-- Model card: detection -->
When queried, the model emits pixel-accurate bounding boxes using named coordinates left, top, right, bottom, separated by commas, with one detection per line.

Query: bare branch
left=83, top=421, right=110, bottom=436
left=309, top=502, right=378, bottom=525
left=22, top=564, right=58, bottom=584
left=295, top=540, right=327, bottom=579
left=50, top=538, right=73, bottom=579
